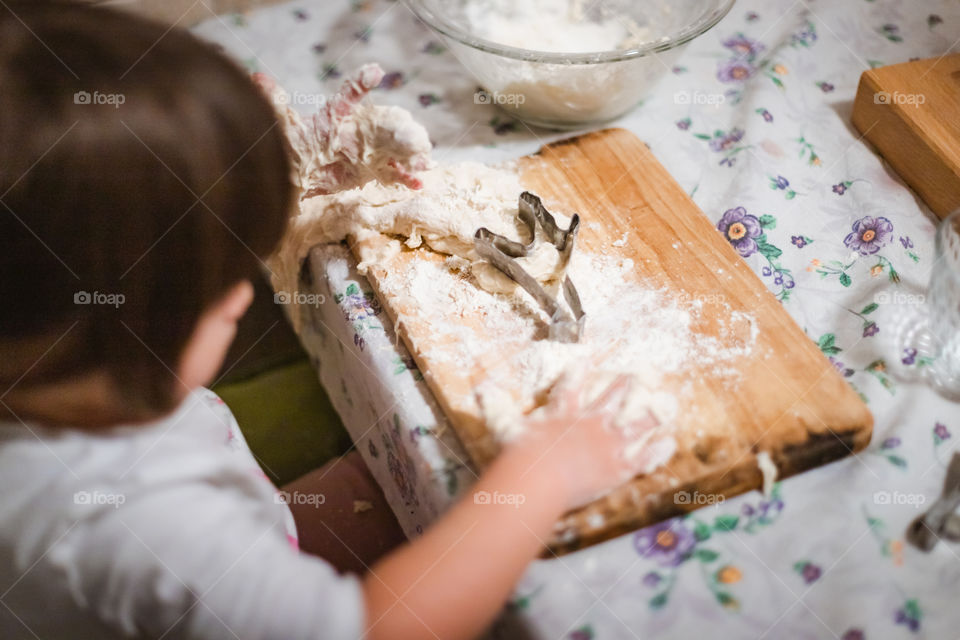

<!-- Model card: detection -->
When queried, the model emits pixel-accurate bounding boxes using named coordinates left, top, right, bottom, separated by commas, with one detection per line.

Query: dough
left=756, top=451, right=777, bottom=497
left=263, top=65, right=577, bottom=331
left=269, top=161, right=576, bottom=329
left=254, top=65, right=432, bottom=196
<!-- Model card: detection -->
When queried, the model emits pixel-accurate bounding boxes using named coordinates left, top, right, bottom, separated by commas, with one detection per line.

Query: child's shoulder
left=0, top=387, right=288, bottom=574
left=0, top=392, right=344, bottom=640
left=0, top=389, right=256, bottom=508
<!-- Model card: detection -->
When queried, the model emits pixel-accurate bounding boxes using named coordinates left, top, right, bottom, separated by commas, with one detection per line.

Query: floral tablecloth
left=195, top=1, right=960, bottom=637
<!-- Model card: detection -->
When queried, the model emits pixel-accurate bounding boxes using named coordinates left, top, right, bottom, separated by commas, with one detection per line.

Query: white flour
left=462, top=0, right=650, bottom=53
left=371, top=246, right=758, bottom=474
left=456, top=0, right=665, bottom=53
left=441, top=0, right=682, bottom=125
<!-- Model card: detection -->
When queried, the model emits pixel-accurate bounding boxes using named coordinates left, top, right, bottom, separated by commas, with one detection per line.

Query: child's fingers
left=585, top=374, right=632, bottom=416
left=386, top=159, right=423, bottom=190
left=539, top=372, right=579, bottom=415
left=619, top=408, right=660, bottom=439
left=543, top=374, right=632, bottom=423
left=622, top=435, right=676, bottom=477
left=327, top=63, right=383, bottom=118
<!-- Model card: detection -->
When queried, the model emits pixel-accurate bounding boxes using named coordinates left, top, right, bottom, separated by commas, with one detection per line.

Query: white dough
left=270, top=161, right=574, bottom=330
left=756, top=451, right=778, bottom=497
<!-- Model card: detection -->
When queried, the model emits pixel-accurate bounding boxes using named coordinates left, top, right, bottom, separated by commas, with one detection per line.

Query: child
left=0, top=3, right=659, bottom=639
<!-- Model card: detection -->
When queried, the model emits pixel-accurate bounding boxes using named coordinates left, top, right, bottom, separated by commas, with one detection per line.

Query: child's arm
left=362, top=441, right=565, bottom=639
left=363, top=378, right=666, bottom=640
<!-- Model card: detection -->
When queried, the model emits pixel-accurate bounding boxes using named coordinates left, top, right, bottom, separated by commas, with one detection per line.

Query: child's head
left=0, top=2, right=294, bottom=420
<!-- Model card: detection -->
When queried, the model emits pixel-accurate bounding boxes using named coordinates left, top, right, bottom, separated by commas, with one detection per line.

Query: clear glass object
left=883, top=210, right=960, bottom=398
left=404, top=0, right=735, bottom=129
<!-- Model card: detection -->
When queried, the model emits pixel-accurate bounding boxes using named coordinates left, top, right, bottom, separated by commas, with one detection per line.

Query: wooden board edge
left=852, top=67, right=960, bottom=219
left=355, top=253, right=500, bottom=469
left=544, top=419, right=872, bottom=556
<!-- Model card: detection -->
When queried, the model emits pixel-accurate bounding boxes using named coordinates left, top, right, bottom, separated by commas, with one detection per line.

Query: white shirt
left=0, top=389, right=364, bottom=639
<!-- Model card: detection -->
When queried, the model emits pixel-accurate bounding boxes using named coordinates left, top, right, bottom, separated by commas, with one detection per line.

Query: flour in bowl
left=461, top=0, right=652, bottom=53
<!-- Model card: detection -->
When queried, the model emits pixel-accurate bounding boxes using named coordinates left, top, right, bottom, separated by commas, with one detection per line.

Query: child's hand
left=363, top=374, right=675, bottom=640
left=253, top=65, right=431, bottom=198
left=513, top=375, right=674, bottom=509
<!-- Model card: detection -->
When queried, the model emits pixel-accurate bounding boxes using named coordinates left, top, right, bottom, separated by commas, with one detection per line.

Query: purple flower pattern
left=708, top=128, right=745, bottom=152
left=717, top=207, right=762, bottom=257
left=881, top=437, right=901, bottom=449
left=634, top=520, right=696, bottom=566
left=844, top=216, right=893, bottom=255
left=717, top=59, right=755, bottom=83
left=935, top=422, right=951, bottom=445
left=722, top=34, right=766, bottom=58
left=793, top=561, right=822, bottom=584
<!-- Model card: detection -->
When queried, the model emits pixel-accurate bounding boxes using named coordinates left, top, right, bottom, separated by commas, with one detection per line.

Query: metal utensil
left=906, top=452, right=960, bottom=551
left=473, top=191, right=586, bottom=342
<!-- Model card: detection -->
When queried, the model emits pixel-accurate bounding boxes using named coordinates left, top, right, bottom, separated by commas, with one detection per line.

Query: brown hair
left=0, top=2, right=294, bottom=415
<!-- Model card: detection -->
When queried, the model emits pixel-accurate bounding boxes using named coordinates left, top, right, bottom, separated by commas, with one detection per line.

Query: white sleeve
left=57, top=478, right=365, bottom=640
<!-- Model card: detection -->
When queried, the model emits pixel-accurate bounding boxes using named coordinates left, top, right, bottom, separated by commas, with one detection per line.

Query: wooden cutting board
left=356, top=128, right=872, bottom=554
left=852, top=54, right=960, bottom=219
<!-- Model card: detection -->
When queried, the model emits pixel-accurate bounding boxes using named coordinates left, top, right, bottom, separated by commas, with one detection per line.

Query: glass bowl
left=405, top=0, right=736, bottom=129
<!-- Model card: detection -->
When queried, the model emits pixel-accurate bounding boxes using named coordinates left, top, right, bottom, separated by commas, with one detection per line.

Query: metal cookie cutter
left=906, top=452, right=960, bottom=551
left=473, top=191, right=586, bottom=343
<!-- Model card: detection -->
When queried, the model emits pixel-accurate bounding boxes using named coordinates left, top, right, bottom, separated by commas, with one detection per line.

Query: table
left=195, top=1, right=960, bottom=637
